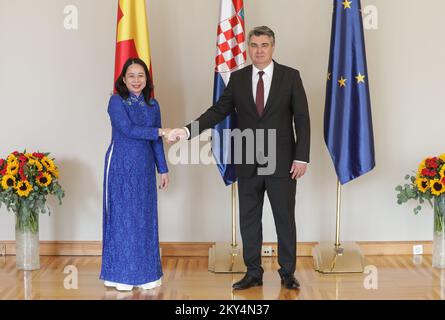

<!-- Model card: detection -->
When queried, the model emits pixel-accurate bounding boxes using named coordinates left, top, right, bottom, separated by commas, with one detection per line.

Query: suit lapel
left=243, top=65, right=257, bottom=115
left=262, top=62, right=284, bottom=117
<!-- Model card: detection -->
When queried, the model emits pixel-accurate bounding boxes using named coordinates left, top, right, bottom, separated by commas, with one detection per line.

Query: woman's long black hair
left=114, top=57, right=154, bottom=105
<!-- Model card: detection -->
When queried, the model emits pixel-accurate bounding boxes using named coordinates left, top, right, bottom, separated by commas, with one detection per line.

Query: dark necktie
left=256, top=71, right=265, bottom=117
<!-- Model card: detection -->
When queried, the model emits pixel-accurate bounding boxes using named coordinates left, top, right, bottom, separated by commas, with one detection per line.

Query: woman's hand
left=159, top=128, right=172, bottom=137
left=159, top=173, right=169, bottom=190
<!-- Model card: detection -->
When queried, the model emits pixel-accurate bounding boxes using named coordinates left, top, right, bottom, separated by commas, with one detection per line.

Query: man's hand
left=165, top=128, right=188, bottom=143
left=290, top=162, right=307, bottom=180
left=159, top=173, right=169, bottom=190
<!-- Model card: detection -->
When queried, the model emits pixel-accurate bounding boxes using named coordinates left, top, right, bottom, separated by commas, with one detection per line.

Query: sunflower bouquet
left=0, top=151, right=65, bottom=233
left=395, top=154, right=445, bottom=234
left=396, top=154, right=445, bottom=212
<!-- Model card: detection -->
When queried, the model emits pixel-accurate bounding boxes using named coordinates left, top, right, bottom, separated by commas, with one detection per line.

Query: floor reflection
left=103, top=289, right=135, bottom=300
left=0, top=245, right=5, bottom=268
left=102, top=286, right=163, bottom=300
left=412, top=255, right=423, bottom=265
left=23, top=271, right=33, bottom=300
left=232, top=286, right=264, bottom=300
left=440, top=269, right=445, bottom=300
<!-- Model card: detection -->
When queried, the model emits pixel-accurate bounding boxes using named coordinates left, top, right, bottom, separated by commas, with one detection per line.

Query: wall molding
left=0, top=241, right=432, bottom=257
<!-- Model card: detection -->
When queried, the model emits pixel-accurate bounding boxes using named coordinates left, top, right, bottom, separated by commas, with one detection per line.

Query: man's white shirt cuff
left=183, top=127, right=190, bottom=139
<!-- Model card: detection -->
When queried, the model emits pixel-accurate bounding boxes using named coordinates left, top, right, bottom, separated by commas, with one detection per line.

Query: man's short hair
left=248, top=26, right=275, bottom=46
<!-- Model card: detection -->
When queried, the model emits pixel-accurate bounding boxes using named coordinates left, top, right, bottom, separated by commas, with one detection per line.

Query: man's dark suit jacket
left=186, top=61, right=310, bottom=178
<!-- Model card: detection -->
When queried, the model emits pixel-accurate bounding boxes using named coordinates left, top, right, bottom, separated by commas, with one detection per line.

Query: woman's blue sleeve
left=108, top=95, right=159, bottom=141
left=150, top=101, right=169, bottom=174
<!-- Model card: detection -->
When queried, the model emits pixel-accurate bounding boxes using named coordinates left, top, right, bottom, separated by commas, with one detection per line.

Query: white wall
left=1, top=0, right=444, bottom=242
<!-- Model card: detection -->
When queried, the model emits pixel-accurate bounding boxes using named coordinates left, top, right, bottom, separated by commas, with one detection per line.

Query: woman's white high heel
left=138, top=278, right=162, bottom=290
left=104, top=281, right=134, bottom=291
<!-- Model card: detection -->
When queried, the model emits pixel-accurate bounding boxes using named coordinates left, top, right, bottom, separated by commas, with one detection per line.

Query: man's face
left=248, top=35, right=275, bottom=69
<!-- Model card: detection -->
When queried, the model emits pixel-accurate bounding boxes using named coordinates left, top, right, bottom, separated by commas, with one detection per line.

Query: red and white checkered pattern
left=215, top=15, right=246, bottom=73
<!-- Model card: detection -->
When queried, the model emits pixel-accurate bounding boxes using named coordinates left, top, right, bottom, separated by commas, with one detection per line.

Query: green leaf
left=406, top=188, right=417, bottom=198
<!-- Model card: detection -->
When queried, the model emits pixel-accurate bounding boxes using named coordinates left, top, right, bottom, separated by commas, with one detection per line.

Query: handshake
left=159, top=128, right=188, bottom=143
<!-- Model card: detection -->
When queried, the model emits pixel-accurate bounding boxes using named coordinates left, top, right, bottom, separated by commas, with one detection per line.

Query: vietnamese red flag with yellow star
left=114, top=0, right=153, bottom=94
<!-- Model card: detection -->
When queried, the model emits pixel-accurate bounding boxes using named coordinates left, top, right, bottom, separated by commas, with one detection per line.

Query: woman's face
left=123, top=63, right=147, bottom=96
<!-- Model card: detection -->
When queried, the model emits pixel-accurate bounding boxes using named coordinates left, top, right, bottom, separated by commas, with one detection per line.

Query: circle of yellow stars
left=327, top=0, right=367, bottom=89
left=327, top=72, right=366, bottom=87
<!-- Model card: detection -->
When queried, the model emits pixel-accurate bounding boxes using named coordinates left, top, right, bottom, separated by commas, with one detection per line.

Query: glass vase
left=433, top=194, right=445, bottom=268
left=15, top=205, right=40, bottom=271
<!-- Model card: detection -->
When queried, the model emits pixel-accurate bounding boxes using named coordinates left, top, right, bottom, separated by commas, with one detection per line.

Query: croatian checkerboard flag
left=211, top=0, right=247, bottom=186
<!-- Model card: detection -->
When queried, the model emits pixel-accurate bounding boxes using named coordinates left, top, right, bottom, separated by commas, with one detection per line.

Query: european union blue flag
left=324, top=0, right=375, bottom=184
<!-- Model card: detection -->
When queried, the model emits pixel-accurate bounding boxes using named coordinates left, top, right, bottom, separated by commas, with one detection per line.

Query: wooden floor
left=0, top=255, right=445, bottom=300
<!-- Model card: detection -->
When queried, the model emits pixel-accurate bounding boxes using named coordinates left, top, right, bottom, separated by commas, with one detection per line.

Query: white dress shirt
left=252, top=62, right=274, bottom=106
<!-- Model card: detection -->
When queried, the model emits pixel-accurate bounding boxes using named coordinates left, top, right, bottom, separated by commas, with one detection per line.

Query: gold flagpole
left=232, top=183, right=237, bottom=247
left=312, top=180, right=364, bottom=273
left=208, top=182, right=246, bottom=273
left=335, top=180, right=342, bottom=247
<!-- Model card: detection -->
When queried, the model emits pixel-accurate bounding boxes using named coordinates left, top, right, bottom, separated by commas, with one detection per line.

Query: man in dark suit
left=167, top=26, right=310, bottom=290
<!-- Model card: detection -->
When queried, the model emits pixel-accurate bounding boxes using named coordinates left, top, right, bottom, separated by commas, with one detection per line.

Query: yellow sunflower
left=7, top=154, right=17, bottom=164
left=440, top=154, right=445, bottom=162
left=430, top=179, right=445, bottom=196
left=15, top=180, right=33, bottom=197
left=36, top=172, right=52, bottom=187
left=49, top=167, right=59, bottom=178
left=1, top=175, right=16, bottom=190
left=41, top=157, right=55, bottom=171
left=6, top=163, right=19, bottom=175
left=440, top=165, right=445, bottom=179
left=28, top=159, right=43, bottom=172
left=25, top=153, right=36, bottom=161
left=416, top=177, right=430, bottom=193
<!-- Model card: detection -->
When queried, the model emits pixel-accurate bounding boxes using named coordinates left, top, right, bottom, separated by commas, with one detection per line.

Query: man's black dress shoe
left=281, top=274, right=300, bottom=289
left=232, top=274, right=263, bottom=290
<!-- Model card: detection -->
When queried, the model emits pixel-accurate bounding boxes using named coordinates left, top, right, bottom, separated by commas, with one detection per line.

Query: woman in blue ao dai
left=100, top=58, right=169, bottom=291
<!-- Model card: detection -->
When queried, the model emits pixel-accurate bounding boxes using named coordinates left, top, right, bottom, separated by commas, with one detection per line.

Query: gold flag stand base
left=312, top=242, right=364, bottom=273
left=208, top=242, right=247, bottom=273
